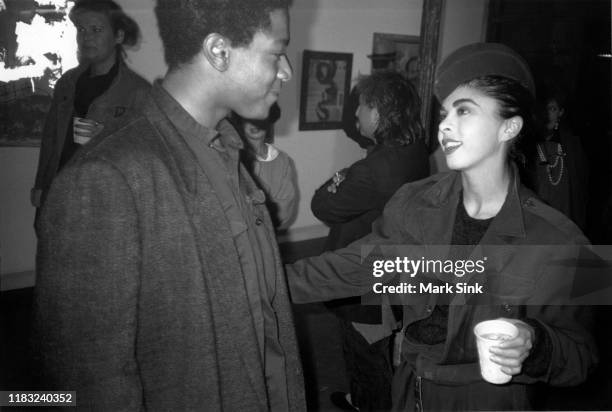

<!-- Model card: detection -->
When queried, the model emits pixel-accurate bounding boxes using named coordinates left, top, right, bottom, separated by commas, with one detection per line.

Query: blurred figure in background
left=230, top=103, right=298, bottom=230
left=311, top=71, right=430, bottom=411
left=31, top=0, right=149, bottom=225
left=524, top=88, right=589, bottom=231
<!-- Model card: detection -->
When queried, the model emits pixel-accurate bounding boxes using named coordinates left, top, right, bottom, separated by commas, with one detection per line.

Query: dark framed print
left=299, top=50, right=353, bottom=131
left=370, top=33, right=420, bottom=85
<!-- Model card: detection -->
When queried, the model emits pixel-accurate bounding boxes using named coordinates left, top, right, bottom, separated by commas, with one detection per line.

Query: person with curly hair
left=32, top=0, right=305, bottom=410
left=311, top=71, right=430, bottom=411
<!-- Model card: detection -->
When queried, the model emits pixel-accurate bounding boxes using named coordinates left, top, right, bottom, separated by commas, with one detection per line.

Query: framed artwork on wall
left=299, top=50, right=353, bottom=131
left=370, top=33, right=420, bottom=86
left=0, top=1, right=77, bottom=146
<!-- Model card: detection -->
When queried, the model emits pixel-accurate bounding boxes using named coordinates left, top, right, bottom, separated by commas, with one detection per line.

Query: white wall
left=277, top=0, right=423, bottom=239
left=0, top=149, right=39, bottom=276
left=0, top=0, right=489, bottom=287
left=431, top=0, right=489, bottom=173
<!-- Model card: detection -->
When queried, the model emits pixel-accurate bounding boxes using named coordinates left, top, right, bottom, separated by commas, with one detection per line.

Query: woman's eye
left=457, top=106, right=470, bottom=115
left=438, top=111, right=447, bottom=122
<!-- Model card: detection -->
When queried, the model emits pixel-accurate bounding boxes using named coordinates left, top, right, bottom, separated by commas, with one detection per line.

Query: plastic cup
left=73, top=117, right=99, bottom=145
left=473, top=319, right=519, bottom=384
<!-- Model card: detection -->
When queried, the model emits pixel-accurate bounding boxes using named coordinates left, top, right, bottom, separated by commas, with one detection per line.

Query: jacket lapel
left=457, top=168, right=528, bottom=304
left=415, top=173, right=461, bottom=281
left=143, top=97, right=269, bottom=409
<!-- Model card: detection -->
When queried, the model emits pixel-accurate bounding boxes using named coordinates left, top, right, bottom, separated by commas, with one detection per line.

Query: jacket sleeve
left=311, top=161, right=378, bottom=224
left=288, top=185, right=423, bottom=303
left=520, top=243, right=599, bottom=386
left=32, top=158, right=143, bottom=410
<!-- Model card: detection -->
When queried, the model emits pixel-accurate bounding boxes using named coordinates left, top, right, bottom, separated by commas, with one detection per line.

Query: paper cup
left=473, top=319, right=519, bottom=384
left=73, top=117, right=96, bottom=145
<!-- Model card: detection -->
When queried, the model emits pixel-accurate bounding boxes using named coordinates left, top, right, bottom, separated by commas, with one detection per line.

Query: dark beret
left=434, top=42, right=535, bottom=102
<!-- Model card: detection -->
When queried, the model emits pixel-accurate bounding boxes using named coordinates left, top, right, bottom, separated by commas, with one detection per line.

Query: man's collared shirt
left=151, top=82, right=289, bottom=410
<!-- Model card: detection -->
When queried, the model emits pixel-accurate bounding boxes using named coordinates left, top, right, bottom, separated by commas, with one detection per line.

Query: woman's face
left=355, top=95, right=379, bottom=141
left=438, top=85, right=514, bottom=172
left=545, top=99, right=564, bottom=130
left=74, top=11, right=123, bottom=66
left=242, top=121, right=267, bottom=143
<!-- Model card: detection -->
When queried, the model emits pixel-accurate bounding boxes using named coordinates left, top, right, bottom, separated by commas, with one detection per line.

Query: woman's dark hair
left=463, top=75, right=537, bottom=162
left=355, top=71, right=424, bottom=146
left=230, top=102, right=281, bottom=143
left=70, top=0, right=140, bottom=51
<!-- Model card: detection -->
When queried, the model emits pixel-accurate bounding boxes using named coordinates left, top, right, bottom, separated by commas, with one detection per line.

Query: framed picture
left=299, top=50, right=353, bottom=131
left=0, top=1, right=77, bottom=146
left=370, top=33, right=420, bottom=86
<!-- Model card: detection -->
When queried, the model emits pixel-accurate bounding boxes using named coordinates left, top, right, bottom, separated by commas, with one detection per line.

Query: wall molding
left=1, top=270, right=35, bottom=291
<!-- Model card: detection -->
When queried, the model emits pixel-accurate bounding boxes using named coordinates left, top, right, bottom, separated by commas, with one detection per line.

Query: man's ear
left=371, top=106, right=380, bottom=129
left=203, top=33, right=230, bottom=72
left=501, top=116, right=523, bottom=142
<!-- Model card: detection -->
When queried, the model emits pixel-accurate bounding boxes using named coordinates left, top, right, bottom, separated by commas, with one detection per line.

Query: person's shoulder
left=272, top=146, right=293, bottom=163
left=119, top=64, right=151, bottom=90
left=72, top=115, right=159, bottom=170
left=387, top=172, right=452, bottom=207
left=54, top=65, right=86, bottom=89
left=366, top=141, right=429, bottom=169
left=397, top=171, right=450, bottom=194
left=397, top=139, right=429, bottom=154
left=520, top=186, right=588, bottom=244
left=62, top=65, right=85, bottom=79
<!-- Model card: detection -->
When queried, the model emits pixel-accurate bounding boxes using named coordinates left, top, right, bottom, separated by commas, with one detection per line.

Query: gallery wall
left=0, top=0, right=487, bottom=287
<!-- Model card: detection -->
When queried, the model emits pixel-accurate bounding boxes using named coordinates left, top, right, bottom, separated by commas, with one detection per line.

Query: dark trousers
left=341, top=320, right=393, bottom=411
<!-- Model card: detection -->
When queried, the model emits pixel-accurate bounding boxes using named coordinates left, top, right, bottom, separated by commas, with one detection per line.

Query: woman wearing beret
left=286, top=43, right=597, bottom=410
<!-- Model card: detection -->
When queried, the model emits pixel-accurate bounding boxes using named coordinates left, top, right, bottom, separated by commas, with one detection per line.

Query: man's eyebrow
left=452, top=98, right=479, bottom=107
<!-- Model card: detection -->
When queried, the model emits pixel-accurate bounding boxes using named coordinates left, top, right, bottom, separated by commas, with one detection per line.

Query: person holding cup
left=31, top=0, right=149, bottom=220
left=286, top=43, right=597, bottom=410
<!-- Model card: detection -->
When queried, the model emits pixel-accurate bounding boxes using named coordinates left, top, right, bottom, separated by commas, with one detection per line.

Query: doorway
left=487, top=1, right=611, bottom=410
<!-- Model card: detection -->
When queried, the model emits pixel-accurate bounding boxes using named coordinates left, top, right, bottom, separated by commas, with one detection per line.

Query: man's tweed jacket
left=32, top=90, right=306, bottom=411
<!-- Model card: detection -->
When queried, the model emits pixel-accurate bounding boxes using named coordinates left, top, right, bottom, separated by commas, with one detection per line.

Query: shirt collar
left=423, top=165, right=526, bottom=239
left=151, top=80, right=221, bottom=146
left=256, top=143, right=279, bottom=162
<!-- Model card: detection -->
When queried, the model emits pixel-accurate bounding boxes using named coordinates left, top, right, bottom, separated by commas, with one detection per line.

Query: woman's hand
left=73, top=117, right=104, bottom=144
left=488, top=318, right=535, bottom=376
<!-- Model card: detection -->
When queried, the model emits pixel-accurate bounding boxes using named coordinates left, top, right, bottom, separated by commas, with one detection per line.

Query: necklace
left=536, top=142, right=565, bottom=186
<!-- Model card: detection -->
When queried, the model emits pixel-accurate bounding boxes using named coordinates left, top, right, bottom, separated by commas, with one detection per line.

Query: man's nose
left=278, top=55, right=293, bottom=82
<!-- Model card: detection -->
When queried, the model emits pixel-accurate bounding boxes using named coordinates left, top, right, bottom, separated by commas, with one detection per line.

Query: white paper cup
left=73, top=117, right=97, bottom=145
left=473, top=319, right=519, bottom=384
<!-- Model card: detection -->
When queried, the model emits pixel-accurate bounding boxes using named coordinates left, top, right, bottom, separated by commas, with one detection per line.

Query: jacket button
left=255, top=217, right=264, bottom=226
left=425, top=305, right=433, bottom=313
left=503, top=303, right=512, bottom=313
